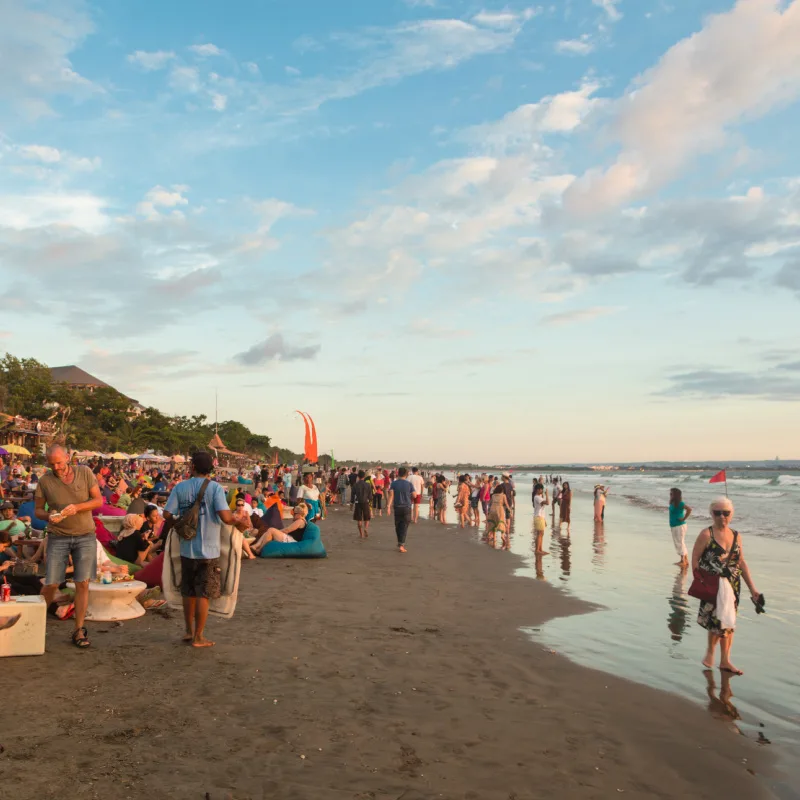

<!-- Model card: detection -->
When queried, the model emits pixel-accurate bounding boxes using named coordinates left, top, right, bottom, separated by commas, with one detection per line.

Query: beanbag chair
left=259, top=520, right=326, bottom=559
left=135, top=552, right=164, bottom=587
left=94, top=518, right=115, bottom=546
left=17, top=500, right=46, bottom=532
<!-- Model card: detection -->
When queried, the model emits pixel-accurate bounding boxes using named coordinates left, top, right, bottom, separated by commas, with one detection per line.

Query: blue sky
left=1, top=0, right=799, bottom=463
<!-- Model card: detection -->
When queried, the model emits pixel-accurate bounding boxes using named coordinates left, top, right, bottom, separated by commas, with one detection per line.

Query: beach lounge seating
left=258, top=520, right=326, bottom=559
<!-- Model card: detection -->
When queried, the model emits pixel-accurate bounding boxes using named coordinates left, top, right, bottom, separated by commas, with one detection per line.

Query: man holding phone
left=35, top=445, right=103, bottom=648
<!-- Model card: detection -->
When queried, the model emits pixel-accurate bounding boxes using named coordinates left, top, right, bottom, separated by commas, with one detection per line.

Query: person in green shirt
left=0, top=501, right=31, bottom=539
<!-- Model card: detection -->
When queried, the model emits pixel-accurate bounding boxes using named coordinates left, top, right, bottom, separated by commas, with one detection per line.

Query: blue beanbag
left=259, top=520, right=327, bottom=559
left=18, top=501, right=47, bottom=531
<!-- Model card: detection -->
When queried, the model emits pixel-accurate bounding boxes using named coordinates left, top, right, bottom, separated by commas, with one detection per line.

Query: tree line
left=0, top=353, right=301, bottom=461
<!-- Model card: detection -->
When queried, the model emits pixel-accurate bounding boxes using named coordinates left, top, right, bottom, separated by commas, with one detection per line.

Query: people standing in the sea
left=438, top=474, right=450, bottom=524
left=388, top=467, right=417, bottom=553
left=691, top=497, right=760, bottom=676
left=551, top=480, right=562, bottom=523
left=469, top=478, right=482, bottom=527
left=456, top=475, right=471, bottom=528
left=407, top=467, right=424, bottom=524
left=532, top=483, right=549, bottom=555
left=558, top=481, right=572, bottom=534
left=501, top=473, right=515, bottom=525
left=593, top=485, right=609, bottom=522
left=669, top=488, right=692, bottom=568
left=486, top=485, right=510, bottom=543
left=352, top=470, right=373, bottom=538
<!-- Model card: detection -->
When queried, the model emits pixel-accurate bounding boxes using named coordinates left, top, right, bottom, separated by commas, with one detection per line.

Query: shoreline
left=2, top=507, right=771, bottom=799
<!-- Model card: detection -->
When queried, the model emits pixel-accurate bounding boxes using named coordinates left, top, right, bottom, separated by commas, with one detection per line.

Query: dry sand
left=2, top=508, right=769, bottom=799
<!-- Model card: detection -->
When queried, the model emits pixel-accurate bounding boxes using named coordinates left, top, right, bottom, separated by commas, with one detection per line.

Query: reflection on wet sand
left=592, top=521, right=606, bottom=568
left=667, top=566, right=690, bottom=643
left=550, top=530, right=572, bottom=582
left=704, top=669, right=741, bottom=731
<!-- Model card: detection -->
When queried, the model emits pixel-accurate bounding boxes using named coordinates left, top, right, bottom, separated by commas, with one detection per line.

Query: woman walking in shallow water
left=558, top=482, right=572, bottom=534
left=593, top=485, right=609, bottom=522
left=691, top=497, right=760, bottom=676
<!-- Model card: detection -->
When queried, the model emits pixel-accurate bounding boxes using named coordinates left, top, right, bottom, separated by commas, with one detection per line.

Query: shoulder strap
left=194, top=478, right=210, bottom=509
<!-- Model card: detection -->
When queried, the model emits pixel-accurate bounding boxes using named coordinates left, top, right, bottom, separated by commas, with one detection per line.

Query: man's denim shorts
left=45, top=534, right=97, bottom=585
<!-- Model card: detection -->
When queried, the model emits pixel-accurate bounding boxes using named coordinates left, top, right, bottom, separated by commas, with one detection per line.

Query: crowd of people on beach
left=0, top=450, right=764, bottom=676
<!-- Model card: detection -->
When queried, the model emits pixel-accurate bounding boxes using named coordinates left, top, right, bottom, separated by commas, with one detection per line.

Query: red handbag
left=688, top=531, right=738, bottom=603
left=688, top=569, right=719, bottom=604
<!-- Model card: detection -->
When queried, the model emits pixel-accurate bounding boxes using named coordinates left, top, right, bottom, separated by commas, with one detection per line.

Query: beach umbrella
left=0, top=447, right=8, bottom=456
left=111, top=451, right=127, bottom=460
left=2, top=444, right=31, bottom=456
left=172, top=454, right=186, bottom=462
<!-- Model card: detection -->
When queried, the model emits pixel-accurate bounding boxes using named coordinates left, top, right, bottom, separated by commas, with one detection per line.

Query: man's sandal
left=71, top=626, right=91, bottom=648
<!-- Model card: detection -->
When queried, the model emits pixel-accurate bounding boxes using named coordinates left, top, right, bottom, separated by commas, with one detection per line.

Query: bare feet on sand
left=719, top=663, right=743, bottom=676
left=192, top=637, right=215, bottom=648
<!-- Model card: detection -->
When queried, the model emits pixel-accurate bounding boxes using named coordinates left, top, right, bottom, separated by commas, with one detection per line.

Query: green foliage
left=0, top=354, right=53, bottom=417
left=0, top=351, right=294, bottom=460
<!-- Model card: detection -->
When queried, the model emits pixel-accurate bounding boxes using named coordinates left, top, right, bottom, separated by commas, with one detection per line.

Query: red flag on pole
left=709, top=470, right=727, bottom=484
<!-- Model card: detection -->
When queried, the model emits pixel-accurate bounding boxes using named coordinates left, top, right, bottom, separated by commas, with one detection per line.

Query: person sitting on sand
left=114, top=514, right=154, bottom=567
left=232, top=497, right=257, bottom=560
left=251, top=503, right=310, bottom=554
left=0, top=500, right=32, bottom=538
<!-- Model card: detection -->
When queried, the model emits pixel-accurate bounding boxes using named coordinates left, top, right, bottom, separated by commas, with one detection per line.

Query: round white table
left=67, top=580, right=147, bottom=622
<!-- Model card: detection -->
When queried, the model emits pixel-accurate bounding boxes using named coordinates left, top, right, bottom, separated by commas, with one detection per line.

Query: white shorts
left=670, top=524, right=688, bottom=557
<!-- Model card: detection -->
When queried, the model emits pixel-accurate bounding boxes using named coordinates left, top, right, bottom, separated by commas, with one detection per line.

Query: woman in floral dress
left=690, top=497, right=760, bottom=676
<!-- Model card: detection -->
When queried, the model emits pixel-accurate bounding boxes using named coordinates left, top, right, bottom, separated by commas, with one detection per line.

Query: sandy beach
left=2, top=507, right=770, bottom=800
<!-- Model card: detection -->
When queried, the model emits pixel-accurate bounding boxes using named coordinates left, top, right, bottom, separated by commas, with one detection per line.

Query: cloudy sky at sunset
left=1, top=0, right=799, bottom=463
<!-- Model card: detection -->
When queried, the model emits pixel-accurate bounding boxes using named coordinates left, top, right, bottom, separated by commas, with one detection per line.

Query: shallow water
left=426, top=472, right=800, bottom=792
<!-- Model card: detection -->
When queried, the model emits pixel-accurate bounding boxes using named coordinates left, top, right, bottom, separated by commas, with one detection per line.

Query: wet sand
left=2, top=507, right=769, bottom=800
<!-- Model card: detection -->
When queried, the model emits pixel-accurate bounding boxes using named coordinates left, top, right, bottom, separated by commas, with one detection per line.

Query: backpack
left=173, top=479, right=210, bottom=541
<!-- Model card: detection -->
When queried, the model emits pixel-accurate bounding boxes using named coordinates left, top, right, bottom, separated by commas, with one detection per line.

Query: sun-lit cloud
left=127, top=50, right=176, bottom=71
left=564, top=0, right=800, bottom=215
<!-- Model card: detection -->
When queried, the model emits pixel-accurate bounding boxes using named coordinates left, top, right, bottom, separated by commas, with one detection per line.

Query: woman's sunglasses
left=712, top=510, right=731, bottom=517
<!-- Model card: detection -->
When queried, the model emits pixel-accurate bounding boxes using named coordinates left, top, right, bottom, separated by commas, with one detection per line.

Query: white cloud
left=285, top=66, right=301, bottom=76
left=293, top=35, right=322, bottom=53
left=0, top=192, right=108, bottom=233
left=14, top=143, right=101, bottom=173
left=0, top=0, right=97, bottom=114
left=210, top=92, right=228, bottom=111
left=18, top=145, right=61, bottom=163
left=127, top=50, right=176, bottom=71
left=136, top=185, right=189, bottom=219
left=244, top=61, right=260, bottom=75
left=169, top=65, right=201, bottom=93
left=564, top=0, right=800, bottom=215
left=472, top=9, right=537, bottom=28
left=555, top=35, right=595, bottom=55
left=188, top=43, right=223, bottom=57
left=459, top=78, right=601, bottom=153
left=542, top=306, right=622, bottom=326
left=592, top=0, right=623, bottom=22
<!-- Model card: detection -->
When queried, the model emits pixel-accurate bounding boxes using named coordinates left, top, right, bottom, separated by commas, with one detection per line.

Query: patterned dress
left=697, top=529, right=742, bottom=636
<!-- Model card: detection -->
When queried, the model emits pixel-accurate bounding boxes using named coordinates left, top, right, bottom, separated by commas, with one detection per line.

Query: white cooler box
left=0, top=596, right=46, bottom=657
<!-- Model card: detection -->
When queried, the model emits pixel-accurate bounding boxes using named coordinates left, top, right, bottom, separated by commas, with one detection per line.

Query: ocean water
left=433, top=470, right=800, bottom=793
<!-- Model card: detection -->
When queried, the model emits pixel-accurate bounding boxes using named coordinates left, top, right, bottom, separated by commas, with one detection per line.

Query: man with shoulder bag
left=162, top=451, right=245, bottom=648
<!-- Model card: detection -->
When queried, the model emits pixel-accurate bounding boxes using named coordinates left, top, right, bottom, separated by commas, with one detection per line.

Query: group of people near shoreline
left=0, top=451, right=765, bottom=676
